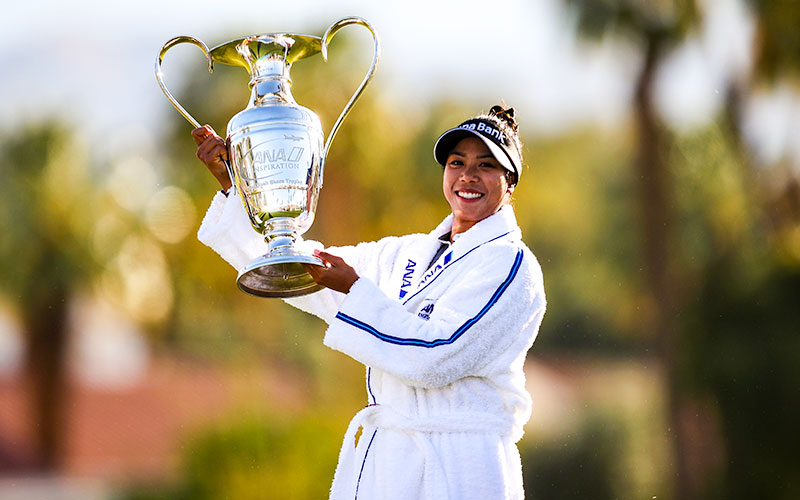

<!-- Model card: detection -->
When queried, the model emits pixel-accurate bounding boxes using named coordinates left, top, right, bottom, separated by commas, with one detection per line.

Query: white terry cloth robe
left=197, top=190, right=547, bottom=500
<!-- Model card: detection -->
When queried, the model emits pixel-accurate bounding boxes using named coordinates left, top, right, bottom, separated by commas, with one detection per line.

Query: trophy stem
left=264, top=217, right=299, bottom=252
left=249, top=58, right=295, bottom=106
left=251, top=79, right=294, bottom=106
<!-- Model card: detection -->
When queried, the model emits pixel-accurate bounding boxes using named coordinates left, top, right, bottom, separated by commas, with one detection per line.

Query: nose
left=459, top=163, right=480, bottom=181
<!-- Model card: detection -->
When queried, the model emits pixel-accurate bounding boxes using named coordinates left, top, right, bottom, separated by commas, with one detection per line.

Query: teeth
left=458, top=191, right=483, bottom=199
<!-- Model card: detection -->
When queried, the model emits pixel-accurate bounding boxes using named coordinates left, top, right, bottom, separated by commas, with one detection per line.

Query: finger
left=197, top=142, right=217, bottom=163
left=191, top=125, right=215, bottom=145
left=312, top=249, right=327, bottom=264
left=303, top=264, right=318, bottom=279
left=309, top=258, right=332, bottom=272
left=303, top=263, right=326, bottom=284
left=314, top=249, right=343, bottom=265
left=198, top=137, right=227, bottom=162
left=215, top=144, right=229, bottom=162
left=196, top=137, right=211, bottom=157
left=200, top=143, right=227, bottom=164
left=191, top=128, right=207, bottom=145
left=199, top=133, right=224, bottom=151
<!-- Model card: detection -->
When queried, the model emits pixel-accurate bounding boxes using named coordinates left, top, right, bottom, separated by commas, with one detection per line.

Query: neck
left=450, top=204, right=508, bottom=241
left=450, top=220, right=475, bottom=242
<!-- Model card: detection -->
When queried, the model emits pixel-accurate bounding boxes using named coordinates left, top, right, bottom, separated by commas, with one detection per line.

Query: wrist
left=344, top=275, right=361, bottom=294
left=219, top=178, right=233, bottom=192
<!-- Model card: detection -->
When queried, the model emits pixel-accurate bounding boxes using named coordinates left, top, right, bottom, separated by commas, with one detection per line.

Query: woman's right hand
left=191, top=125, right=232, bottom=191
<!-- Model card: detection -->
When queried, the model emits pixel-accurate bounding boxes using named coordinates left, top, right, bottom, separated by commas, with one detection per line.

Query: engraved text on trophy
left=233, top=133, right=319, bottom=233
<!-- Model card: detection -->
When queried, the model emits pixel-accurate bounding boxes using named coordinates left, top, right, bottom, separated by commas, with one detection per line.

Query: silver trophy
left=155, top=17, right=380, bottom=297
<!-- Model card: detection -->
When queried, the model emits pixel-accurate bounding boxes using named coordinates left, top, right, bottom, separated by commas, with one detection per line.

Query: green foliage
left=180, top=414, right=340, bottom=500
left=670, top=124, right=756, bottom=276
left=662, top=120, right=800, bottom=497
left=118, top=412, right=342, bottom=500
left=748, top=0, right=800, bottom=82
left=0, top=123, right=90, bottom=293
left=521, top=415, right=623, bottom=500
left=682, top=253, right=800, bottom=499
left=519, top=127, right=645, bottom=352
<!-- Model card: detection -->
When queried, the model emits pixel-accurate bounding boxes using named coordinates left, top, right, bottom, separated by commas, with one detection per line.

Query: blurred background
left=1, top=0, right=799, bottom=498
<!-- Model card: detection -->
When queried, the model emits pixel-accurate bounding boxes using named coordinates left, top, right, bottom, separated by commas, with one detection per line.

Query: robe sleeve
left=323, top=246, right=546, bottom=389
left=196, top=190, right=268, bottom=271
left=284, top=238, right=398, bottom=324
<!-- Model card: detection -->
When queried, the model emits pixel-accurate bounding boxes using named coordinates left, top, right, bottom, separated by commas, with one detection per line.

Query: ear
left=505, top=171, right=516, bottom=192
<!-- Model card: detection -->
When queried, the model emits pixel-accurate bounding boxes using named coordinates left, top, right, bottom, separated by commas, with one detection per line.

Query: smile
left=456, top=191, right=484, bottom=200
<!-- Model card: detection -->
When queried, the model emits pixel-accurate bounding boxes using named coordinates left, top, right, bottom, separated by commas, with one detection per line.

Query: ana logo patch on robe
left=399, top=259, right=417, bottom=299
left=418, top=301, right=435, bottom=320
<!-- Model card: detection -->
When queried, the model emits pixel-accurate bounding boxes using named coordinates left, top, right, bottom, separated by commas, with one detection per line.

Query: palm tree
left=0, top=124, right=94, bottom=470
left=563, top=1, right=701, bottom=497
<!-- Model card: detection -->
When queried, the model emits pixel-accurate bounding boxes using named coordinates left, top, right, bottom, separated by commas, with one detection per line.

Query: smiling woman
left=442, top=135, right=514, bottom=234
left=436, top=106, right=523, bottom=237
left=193, top=104, right=546, bottom=500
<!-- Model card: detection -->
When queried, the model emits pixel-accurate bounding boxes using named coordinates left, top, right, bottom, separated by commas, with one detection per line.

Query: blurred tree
left=0, top=124, right=90, bottom=470
left=747, top=0, right=800, bottom=84
left=522, top=415, right=622, bottom=500
left=517, top=128, right=641, bottom=354
left=721, top=0, right=800, bottom=224
left=563, top=0, right=701, bottom=497
left=671, top=73, right=800, bottom=500
left=742, top=0, right=800, bottom=231
left=683, top=252, right=800, bottom=500
left=676, top=1, right=800, bottom=496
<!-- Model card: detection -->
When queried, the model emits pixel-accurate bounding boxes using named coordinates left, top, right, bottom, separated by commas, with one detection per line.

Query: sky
left=0, top=0, right=797, bottom=165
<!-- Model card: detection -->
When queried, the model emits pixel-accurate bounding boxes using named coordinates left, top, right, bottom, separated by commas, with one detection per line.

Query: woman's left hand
left=305, top=249, right=359, bottom=293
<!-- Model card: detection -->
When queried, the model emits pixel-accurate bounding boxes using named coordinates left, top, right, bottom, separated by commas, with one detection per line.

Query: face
left=443, top=136, right=513, bottom=236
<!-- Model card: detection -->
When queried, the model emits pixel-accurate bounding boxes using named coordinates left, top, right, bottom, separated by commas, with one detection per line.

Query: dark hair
left=488, top=105, right=519, bottom=133
left=479, top=105, right=523, bottom=185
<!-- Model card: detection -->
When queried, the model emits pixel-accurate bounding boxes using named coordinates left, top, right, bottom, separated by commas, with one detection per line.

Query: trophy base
left=237, top=253, right=325, bottom=298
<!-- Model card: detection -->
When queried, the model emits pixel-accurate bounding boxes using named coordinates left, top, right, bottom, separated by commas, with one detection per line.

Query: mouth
left=456, top=190, right=484, bottom=200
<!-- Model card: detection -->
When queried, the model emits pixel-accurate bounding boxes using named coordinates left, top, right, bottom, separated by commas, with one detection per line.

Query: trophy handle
left=155, top=36, right=214, bottom=129
left=320, top=17, right=381, bottom=178
left=155, top=36, right=237, bottom=192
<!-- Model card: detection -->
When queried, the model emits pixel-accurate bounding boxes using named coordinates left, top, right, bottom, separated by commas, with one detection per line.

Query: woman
left=192, top=105, right=546, bottom=500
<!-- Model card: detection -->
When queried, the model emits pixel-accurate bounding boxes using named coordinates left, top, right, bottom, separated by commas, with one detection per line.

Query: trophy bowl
left=230, top=102, right=326, bottom=297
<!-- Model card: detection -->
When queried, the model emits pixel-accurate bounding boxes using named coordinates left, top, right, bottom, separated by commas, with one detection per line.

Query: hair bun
left=488, top=105, right=518, bottom=132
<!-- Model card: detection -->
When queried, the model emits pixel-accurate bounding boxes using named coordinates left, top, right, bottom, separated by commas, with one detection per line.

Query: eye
left=447, top=159, right=463, bottom=167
